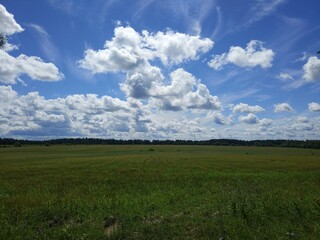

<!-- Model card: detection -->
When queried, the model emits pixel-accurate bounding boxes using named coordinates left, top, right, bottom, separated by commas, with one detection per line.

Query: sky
left=0, top=0, right=319, bottom=140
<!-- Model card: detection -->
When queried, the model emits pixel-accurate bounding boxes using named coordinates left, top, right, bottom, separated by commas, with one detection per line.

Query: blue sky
left=0, top=0, right=319, bottom=140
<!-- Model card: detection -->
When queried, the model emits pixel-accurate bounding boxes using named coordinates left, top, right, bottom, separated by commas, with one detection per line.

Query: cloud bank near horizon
left=0, top=2, right=319, bottom=140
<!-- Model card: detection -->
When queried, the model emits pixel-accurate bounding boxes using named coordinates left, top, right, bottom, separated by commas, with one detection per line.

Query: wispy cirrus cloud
left=221, top=0, right=286, bottom=37
left=211, top=6, right=223, bottom=39
left=134, top=0, right=215, bottom=35
left=46, top=0, right=78, bottom=16
left=27, top=23, right=60, bottom=62
left=248, top=0, right=286, bottom=26
left=133, top=0, right=156, bottom=20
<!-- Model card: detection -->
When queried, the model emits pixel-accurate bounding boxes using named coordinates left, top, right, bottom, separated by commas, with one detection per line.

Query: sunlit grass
left=1, top=145, right=320, bottom=239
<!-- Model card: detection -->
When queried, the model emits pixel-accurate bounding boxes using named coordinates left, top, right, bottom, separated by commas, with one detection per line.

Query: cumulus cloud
left=0, top=4, right=22, bottom=52
left=0, top=51, right=64, bottom=84
left=153, top=68, right=196, bottom=98
left=239, top=113, right=259, bottom=124
left=64, top=94, right=129, bottom=113
left=0, top=85, right=220, bottom=139
left=0, top=4, right=24, bottom=35
left=291, top=118, right=314, bottom=131
left=281, top=56, right=320, bottom=89
left=233, top=103, right=265, bottom=113
left=79, top=25, right=219, bottom=110
left=150, top=68, right=221, bottom=111
left=208, top=40, right=274, bottom=70
left=296, top=117, right=309, bottom=123
left=1, top=86, right=320, bottom=140
left=0, top=86, right=135, bottom=137
left=259, top=118, right=273, bottom=126
left=79, top=26, right=146, bottom=73
left=274, top=103, right=293, bottom=112
left=303, top=56, right=320, bottom=82
left=211, top=112, right=233, bottom=125
left=0, top=5, right=63, bottom=84
left=143, top=29, right=213, bottom=65
left=308, top=102, right=320, bottom=112
left=120, top=63, right=164, bottom=99
left=79, top=26, right=213, bottom=72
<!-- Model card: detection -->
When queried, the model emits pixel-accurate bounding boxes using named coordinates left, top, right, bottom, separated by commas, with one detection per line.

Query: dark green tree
left=0, top=33, right=6, bottom=49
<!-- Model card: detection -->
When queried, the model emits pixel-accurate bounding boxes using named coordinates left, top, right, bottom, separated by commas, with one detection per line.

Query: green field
left=1, top=145, right=320, bottom=239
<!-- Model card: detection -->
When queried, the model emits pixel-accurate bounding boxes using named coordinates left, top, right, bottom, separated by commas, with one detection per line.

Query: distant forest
left=0, top=138, right=320, bottom=149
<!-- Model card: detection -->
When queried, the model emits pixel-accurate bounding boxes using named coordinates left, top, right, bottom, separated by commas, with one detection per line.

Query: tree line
left=0, top=138, right=319, bottom=149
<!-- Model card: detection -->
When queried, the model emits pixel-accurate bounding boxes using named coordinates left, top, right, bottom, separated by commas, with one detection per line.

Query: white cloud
left=120, top=63, right=164, bottom=99
left=0, top=85, right=217, bottom=139
left=208, top=40, right=274, bottom=70
left=239, top=113, right=259, bottom=124
left=278, top=72, right=294, bottom=81
left=303, top=56, right=320, bottom=82
left=150, top=68, right=221, bottom=111
left=144, top=29, right=213, bottom=65
left=290, top=118, right=314, bottom=131
left=233, top=103, right=265, bottom=113
left=0, top=85, right=17, bottom=101
left=208, top=53, right=228, bottom=71
left=65, top=94, right=129, bottom=114
left=0, top=51, right=64, bottom=84
left=0, top=86, right=134, bottom=137
left=308, top=102, right=320, bottom=112
left=281, top=56, right=320, bottom=89
left=152, top=68, right=195, bottom=98
left=211, top=112, right=233, bottom=125
left=296, top=117, right=309, bottom=123
left=2, top=42, right=19, bottom=52
left=259, top=118, right=273, bottom=126
left=0, top=6, right=63, bottom=84
left=274, top=103, right=293, bottom=112
left=1, top=86, right=320, bottom=140
left=34, top=111, right=65, bottom=123
left=0, top=4, right=24, bottom=35
left=79, top=26, right=146, bottom=74
left=0, top=85, right=221, bottom=139
left=79, top=25, right=219, bottom=110
left=178, top=83, right=221, bottom=110
left=79, top=26, right=213, bottom=73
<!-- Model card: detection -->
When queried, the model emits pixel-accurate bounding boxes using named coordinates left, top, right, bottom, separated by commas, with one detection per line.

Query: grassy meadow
left=0, top=145, right=320, bottom=239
